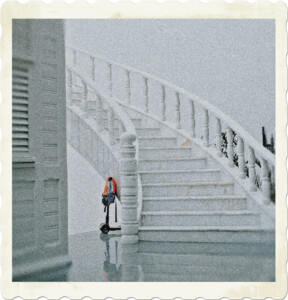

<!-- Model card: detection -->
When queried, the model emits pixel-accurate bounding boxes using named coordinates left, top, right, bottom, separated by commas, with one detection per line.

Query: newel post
left=261, top=158, right=271, bottom=204
left=120, top=132, right=138, bottom=244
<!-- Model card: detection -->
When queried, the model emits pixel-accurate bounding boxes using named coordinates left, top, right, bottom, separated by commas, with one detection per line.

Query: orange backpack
left=103, top=177, right=117, bottom=196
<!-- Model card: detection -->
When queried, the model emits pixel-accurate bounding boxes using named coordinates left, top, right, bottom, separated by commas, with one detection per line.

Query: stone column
left=120, top=132, right=138, bottom=244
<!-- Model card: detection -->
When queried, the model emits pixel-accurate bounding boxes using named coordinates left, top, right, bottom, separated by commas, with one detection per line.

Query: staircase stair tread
left=141, top=210, right=258, bottom=216
left=139, top=157, right=206, bottom=162
left=142, top=181, right=233, bottom=187
left=138, top=136, right=176, bottom=140
left=139, top=146, right=191, bottom=150
left=143, top=195, right=246, bottom=201
left=139, top=226, right=273, bottom=232
left=139, top=169, right=220, bottom=174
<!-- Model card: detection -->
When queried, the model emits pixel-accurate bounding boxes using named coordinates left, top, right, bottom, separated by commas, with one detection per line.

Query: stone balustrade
left=66, top=64, right=139, bottom=244
left=68, top=45, right=275, bottom=204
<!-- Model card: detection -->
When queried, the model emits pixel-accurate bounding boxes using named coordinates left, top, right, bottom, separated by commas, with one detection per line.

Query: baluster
left=226, top=127, right=234, bottom=167
left=261, top=158, right=271, bottom=204
left=190, top=100, right=196, bottom=138
left=107, top=63, right=112, bottom=97
left=175, top=92, right=181, bottom=129
left=108, top=107, right=115, bottom=145
left=238, top=137, right=246, bottom=178
left=120, top=132, right=138, bottom=244
left=203, top=109, right=209, bottom=147
left=160, top=85, right=166, bottom=121
left=248, top=146, right=257, bottom=191
left=90, top=55, right=95, bottom=81
left=143, top=77, right=148, bottom=113
left=72, top=50, right=77, bottom=67
left=215, top=118, right=221, bottom=156
left=119, top=122, right=125, bottom=137
left=95, top=93, right=103, bottom=132
left=125, top=70, right=131, bottom=105
left=67, top=69, right=73, bottom=106
left=81, top=81, right=88, bottom=119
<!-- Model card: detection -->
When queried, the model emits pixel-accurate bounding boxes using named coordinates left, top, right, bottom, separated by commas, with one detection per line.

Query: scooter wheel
left=100, top=223, right=110, bottom=234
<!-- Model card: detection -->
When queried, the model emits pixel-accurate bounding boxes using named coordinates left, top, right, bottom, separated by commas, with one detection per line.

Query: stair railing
left=69, top=45, right=275, bottom=205
left=66, top=63, right=140, bottom=244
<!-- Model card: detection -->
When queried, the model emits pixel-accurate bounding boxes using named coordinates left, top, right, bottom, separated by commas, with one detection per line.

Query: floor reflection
left=18, top=230, right=275, bottom=282
left=67, top=230, right=274, bottom=282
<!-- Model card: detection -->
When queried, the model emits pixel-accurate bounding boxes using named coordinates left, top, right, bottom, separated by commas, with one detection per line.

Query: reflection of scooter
left=100, top=233, right=122, bottom=281
left=99, top=177, right=121, bottom=234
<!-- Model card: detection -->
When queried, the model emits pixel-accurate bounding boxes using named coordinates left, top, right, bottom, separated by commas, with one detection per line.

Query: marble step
left=135, top=127, right=162, bottom=137
left=139, top=169, right=223, bottom=183
left=138, top=240, right=275, bottom=256
left=141, top=210, right=260, bottom=227
left=142, top=195, right=247, bottom=211
left=138, top=137, right=177, bottom=148
left=138, top=158, right=207, bottom=171
left=138, top=147, right=194, bottom=159
left=141, top=182, right=234, bottom=197
left=138, top=226, right=275, bottom=243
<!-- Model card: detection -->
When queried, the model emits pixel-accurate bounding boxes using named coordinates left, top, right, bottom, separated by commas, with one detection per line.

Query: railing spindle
left=125, top=70, right=131, bottom=105
left=143, top=77, right=148, bottom=113
left=175, top=92, right=181, bottom=129
left=226, top=127, right=234, bottom=167
left=108, top=107, right=115, bottom=145
left=107, top=63, right=112, bottom=97
left=261, top=158, right=271, bottom=204
left=190, top=100, right=196, bottom=138
left=248, top=146, right=257, bottom=191
left=238, top=137, right=246, bottom=178
left=90, top=55, right=95, bottom=81
left=95, top=93, right=103, bottom=132
left=215, top=118, right=221, bottom=156
left=72, top=50, right=77, bottom=68
left=203, top=109, right=209, bottom=147
left=81, top=81, right=88, bottom=119
left=160, top=85, right=166, bottom=121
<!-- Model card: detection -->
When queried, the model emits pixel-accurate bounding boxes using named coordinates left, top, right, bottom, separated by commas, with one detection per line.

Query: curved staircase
left=66, top=46, right=275, bottom=245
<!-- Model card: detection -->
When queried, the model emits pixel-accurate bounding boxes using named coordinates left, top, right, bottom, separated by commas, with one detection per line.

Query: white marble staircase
left=122, top=115, right=274, bottom=244
left=66, top=46, right=275, bottom=245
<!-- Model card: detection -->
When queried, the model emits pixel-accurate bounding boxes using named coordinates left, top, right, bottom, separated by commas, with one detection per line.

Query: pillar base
left=121, top=234, right=138, bottom=244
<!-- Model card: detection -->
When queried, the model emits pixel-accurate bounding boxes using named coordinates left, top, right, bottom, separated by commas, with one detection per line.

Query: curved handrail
left=70, top=45, right=274, bottom=166
left=67, top=63, right=136, bottom=137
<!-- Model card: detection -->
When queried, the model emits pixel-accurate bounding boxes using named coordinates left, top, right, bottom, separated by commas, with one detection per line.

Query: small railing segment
left=69, top=46, right=275, bottom=205
left=66, top=63, right=139, bottom=244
